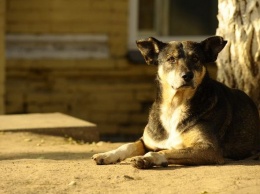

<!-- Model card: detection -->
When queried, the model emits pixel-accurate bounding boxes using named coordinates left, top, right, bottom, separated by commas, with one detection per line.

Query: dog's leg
left=131, top=145, right=225, bottom=169
left=92, top=139, right=146, bottom=165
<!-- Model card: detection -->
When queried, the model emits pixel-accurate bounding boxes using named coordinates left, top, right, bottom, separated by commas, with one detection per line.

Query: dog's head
left=136, top=36, right=227, bottom=91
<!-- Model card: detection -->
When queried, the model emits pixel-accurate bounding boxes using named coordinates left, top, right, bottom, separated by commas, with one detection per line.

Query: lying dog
left=92, top=36, right=260, bottom=169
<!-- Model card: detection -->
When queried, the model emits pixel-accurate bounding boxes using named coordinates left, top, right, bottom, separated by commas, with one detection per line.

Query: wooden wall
left=5, top=0, right=156, bottom=138
left=0, top=0, right=5, bottom=114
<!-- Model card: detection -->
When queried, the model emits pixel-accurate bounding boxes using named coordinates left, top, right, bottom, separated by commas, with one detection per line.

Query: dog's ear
left=200, top=36, right=227, bottom=63
left=136, top=37, right=166, bottom=65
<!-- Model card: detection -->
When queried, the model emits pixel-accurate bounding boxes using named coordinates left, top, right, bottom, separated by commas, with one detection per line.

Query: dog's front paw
left=92, top=152, right=120, bottom=165
left=92, top=153, right=107, bottom=165
left=130, top=152, right=168, bottom=169
left=130, top=156, right=154, bottom=169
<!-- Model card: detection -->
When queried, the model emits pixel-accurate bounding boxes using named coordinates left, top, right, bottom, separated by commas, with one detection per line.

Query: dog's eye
left=192, top=56, right=199, bottom=63
left=167, top=57, right=177, bottom=63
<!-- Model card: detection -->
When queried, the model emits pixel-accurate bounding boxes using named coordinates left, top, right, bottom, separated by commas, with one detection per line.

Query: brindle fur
left=92, top=36, right=260, bottom=169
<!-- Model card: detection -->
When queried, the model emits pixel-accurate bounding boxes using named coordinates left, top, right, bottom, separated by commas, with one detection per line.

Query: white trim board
left=6, top=34, right=109, bottom=59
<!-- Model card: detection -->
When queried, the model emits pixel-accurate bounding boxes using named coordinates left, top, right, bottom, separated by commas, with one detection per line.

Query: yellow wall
left=5, top=0, right=157, bottom=138
left=6, top=0, right=128, bottom=56
left=0, top=0, right=5, bottom=114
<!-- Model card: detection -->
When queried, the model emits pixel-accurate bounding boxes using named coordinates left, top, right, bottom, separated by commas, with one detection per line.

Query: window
left=128, top=0, right=218, bottom=50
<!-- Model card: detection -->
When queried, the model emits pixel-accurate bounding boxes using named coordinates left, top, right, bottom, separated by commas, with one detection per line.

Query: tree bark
left=216, top=0, right=260, bottom=110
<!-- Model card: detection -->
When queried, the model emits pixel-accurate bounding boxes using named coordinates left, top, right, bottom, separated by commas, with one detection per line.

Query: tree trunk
left=216, top=0, right=260, bottom=110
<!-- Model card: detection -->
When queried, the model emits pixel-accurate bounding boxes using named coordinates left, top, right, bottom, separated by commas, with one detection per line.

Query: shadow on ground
left=1, top=151, right=259, bottom=168
left=0, top=151, right=95, bottom=161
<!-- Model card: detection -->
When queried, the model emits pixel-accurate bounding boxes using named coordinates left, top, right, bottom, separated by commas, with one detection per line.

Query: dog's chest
left=160, top=105, right=183, bottom=132
left=159, top=105, right=185, bottom=149
left=143, top=104, right=185, bottom=150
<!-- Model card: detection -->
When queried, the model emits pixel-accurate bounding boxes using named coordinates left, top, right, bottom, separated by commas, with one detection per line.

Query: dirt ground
left=0, top=132, right=260, bottom=194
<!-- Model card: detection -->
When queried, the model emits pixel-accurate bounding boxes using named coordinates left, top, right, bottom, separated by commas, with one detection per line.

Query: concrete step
left=0, top=112, right=99, bottom=142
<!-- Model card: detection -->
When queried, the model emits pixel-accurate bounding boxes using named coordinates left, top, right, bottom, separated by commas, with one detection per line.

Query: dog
left=92, top=36, right=260, bottom=169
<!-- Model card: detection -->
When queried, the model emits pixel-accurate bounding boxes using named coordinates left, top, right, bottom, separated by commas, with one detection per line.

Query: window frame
left=128, top=0, right=216, bottom=50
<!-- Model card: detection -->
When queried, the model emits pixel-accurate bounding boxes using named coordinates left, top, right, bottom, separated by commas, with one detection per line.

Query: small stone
left=123, top=175, right=134, bottom=180
left=68, top=181, right=76, bottom=186
left=96, top=141, right=104, bottom=146
left=24, top=138, right=32, bottom=142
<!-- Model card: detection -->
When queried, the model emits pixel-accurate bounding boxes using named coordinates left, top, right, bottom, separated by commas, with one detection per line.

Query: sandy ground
left=0, top=132, right=260, bottom=194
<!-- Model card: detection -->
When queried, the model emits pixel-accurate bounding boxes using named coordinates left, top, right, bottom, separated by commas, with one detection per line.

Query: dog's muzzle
left=173, top=71, right=195, bottom=90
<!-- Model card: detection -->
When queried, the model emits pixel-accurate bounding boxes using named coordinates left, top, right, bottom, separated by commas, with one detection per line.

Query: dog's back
left=190, top=75, right=260, bottom=159
left=216, top=81, right=260, bottom=159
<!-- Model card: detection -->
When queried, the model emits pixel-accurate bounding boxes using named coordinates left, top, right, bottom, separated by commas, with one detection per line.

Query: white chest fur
left=160, top=104, right=184, bottom=148
left=143, top=103, right=185, bottom=150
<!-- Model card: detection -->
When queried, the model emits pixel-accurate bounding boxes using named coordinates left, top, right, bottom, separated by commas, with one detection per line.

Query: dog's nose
left=182, top=72, right=194, bottom=82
